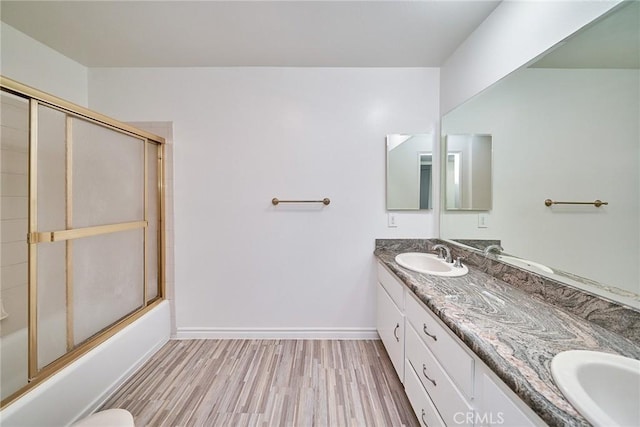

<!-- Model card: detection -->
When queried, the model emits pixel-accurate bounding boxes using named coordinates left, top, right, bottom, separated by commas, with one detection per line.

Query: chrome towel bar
left=544, top=199, right=608, bottom=207
left=272, top=198, right=330, bottom=206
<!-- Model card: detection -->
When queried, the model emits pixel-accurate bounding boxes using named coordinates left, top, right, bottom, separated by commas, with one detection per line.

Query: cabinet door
left=477, top=369, right=545, bottom=427
left=376, top=282, right=405, bottom=382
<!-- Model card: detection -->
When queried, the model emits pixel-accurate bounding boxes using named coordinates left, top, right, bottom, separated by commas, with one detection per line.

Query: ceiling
left=0, top=0, right=500, bottom=68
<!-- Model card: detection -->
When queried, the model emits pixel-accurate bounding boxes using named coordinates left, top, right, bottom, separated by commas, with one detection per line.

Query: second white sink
left=395, top=252, right=468, bottom=277
left=551, top=350, right=640, bottom=427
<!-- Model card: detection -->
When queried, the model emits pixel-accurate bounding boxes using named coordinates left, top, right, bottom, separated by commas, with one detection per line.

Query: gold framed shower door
left=1, top=76, right=166, bottom=408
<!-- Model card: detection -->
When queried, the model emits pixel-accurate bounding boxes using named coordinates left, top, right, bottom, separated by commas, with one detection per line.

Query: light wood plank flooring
left=101, top=339, right=419, bottom=427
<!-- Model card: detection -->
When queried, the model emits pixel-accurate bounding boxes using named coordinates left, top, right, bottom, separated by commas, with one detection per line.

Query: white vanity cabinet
left=376, top=264, right=405, bottom=381
left=405, top=294, right=474, bottom=427
left=376, top=262, right=546, bottom=427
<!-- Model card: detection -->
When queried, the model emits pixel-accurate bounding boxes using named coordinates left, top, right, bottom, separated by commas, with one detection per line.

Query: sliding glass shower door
left=0, top=77, right=165, bottom=407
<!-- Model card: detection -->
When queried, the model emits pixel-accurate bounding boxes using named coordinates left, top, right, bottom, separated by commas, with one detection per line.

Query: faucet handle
left=453, top=257, right=465, bottom=268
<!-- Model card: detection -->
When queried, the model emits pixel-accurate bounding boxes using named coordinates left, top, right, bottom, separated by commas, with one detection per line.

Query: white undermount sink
left=551, top=350, right=640, bottom=427
left=395, top=252, right=468, bottom=277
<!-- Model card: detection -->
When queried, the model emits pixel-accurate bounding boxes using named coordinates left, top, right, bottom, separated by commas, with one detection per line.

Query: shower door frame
left=0, top=76, right=166, bottom=408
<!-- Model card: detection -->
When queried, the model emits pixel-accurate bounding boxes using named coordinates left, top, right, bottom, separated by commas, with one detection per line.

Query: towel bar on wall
left=544, top=199, right=608, bottom=207
left=272, top=198, right=330, bottom=206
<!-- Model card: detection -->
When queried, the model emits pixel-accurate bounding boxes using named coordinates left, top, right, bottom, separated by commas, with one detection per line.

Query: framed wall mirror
left=386, top=134, right=433, bottom=210
left=444, top=134, right=492, bottom=210
left=440, top=1, right=639, bottom=307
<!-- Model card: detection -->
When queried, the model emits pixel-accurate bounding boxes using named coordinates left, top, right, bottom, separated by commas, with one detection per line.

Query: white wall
left=441, top=68, right=639, bottom=294
left=440, top=0, right=622, bottom=115
left=0, top=22, right=88, bottom=106
left=89, top=67, right=440, bottom=337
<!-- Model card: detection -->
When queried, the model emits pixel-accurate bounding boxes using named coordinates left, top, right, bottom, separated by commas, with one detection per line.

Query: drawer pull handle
left=422, top=364, right=437, bottom=387
left=421, top=409, right=428, bottom=426
left=393, top=323, right=400, bottom=342
left=423, top=324, right=437, bottom=341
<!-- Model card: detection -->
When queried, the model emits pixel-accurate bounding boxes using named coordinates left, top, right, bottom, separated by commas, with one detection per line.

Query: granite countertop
left=374, top=241, right=640, bottom=427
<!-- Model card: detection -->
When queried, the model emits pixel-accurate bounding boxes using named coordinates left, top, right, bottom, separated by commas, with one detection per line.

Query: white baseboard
left=174, top=327, right=379, bottom=340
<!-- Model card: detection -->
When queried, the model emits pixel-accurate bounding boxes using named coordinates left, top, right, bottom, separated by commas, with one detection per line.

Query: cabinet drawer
left=406, top=292, right=474, bottom=398
left=406, top=323, right=474, bottom=427
left=404, top=359, right=446, bottom=427
left=376, top=283, right=404, bottom=381
left=377, top=262, right=405, bottom=310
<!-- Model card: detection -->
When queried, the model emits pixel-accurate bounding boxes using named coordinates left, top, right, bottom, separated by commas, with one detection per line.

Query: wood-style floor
left=101, top=339, right=419, bottom=427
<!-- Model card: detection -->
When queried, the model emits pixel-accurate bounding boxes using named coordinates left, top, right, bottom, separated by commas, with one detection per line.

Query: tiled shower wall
left=1, top=92, right=29, bottom=337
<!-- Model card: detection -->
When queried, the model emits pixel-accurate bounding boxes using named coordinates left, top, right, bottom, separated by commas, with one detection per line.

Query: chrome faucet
left=432, top=244, right=452, bottom=263
left=484, top=244, right=504, bottom=257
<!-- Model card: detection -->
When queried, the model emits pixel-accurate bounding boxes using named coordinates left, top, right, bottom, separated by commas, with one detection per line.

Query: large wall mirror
left=387, top=134, right=433, bottom=210
left=440, top=2, right=639, bottom=307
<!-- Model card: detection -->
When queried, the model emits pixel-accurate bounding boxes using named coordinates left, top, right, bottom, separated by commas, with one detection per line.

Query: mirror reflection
left=445, top=134, right=492, bottom=210
left=441, top=2, right=639, bottom=304
left=386, top=134, right=433, bottom=210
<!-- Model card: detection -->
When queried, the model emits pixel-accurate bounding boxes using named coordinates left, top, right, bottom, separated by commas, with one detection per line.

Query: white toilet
left=72, top=409, right=135, bottom=427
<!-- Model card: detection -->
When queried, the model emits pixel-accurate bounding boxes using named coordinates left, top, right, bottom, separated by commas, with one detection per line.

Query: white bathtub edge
left=0, top=301, right=170, bottom=427
left=73, top=323, right=170, bottom=424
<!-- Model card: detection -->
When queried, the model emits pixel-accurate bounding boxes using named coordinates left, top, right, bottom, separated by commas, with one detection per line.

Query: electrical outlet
left=478, top=213, right=489, bottom=228
left=388, top=213, right=398, bottom=228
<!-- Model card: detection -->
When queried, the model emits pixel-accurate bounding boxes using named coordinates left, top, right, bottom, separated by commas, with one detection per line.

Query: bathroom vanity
left=375, top=239, right=640, bottom=427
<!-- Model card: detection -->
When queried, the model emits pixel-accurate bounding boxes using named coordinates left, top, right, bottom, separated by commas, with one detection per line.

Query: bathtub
left=1, top=308, right=71, bottom=402
left=0, top=327, right=28, bottom=401
left=0, top=301, right=170, bottom=426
